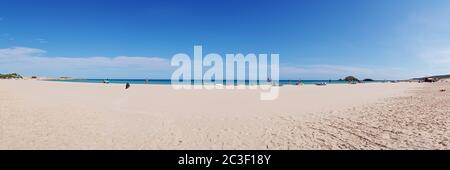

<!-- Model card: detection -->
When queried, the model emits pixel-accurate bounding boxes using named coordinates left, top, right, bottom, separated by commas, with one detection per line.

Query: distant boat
left=315, top=82, right=327, bottom=86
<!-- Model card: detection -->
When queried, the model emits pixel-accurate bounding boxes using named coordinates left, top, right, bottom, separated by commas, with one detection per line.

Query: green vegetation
left=0, top=73, right=23, bottom=79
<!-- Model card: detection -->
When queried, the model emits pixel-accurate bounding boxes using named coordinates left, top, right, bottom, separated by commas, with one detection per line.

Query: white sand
left=2, top=79, right=445, bottom=149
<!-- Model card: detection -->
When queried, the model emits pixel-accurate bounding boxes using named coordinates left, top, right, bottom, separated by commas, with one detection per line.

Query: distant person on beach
left=296, top=79, right=302, bottom=86
left=125, top=82, right=130, bottom=89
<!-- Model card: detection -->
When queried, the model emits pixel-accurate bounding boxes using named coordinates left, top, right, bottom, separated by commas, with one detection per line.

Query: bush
left=0, top=73, right=23, bottom=79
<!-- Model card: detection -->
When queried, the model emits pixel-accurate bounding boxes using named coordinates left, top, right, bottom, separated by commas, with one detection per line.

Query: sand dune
left=1, top=79, right=447, bottom=149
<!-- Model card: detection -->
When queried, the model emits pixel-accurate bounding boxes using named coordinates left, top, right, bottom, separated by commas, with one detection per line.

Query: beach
left=0, top=80, right=448, bottom=149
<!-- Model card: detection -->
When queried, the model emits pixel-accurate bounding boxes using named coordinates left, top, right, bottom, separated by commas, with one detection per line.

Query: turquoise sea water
left=50, top=79, right=384, bottom=85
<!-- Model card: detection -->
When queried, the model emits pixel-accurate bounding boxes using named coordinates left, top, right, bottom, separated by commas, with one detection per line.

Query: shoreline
left=45, top=78, right=396, bottom=86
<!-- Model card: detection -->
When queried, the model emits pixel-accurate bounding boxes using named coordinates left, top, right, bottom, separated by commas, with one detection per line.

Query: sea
left=49, top=79, right=385, bottom=85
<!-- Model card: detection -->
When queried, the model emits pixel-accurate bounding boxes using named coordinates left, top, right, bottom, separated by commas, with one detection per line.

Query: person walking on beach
left=125, top=82, right=130, bottom=89
left=296, top=78, right=302, bottom=86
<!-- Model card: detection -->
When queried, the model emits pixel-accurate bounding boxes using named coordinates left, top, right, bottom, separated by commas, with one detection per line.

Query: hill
left=412, top=74, right=450, bottom=80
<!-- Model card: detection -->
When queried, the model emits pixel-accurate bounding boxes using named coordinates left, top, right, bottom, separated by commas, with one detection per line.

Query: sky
left=1, top=0, right=450, bottom=79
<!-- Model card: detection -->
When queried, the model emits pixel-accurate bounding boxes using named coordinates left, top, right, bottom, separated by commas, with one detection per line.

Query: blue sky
left=1, top=0, right=450, bottom=79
